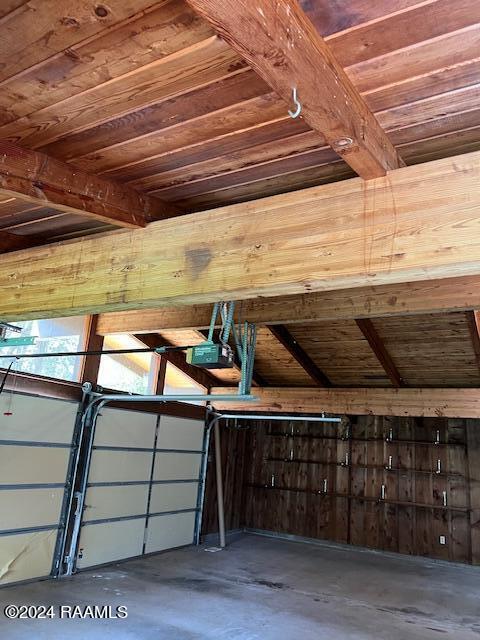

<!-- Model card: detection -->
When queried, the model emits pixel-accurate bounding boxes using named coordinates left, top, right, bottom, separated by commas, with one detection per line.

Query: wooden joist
left=0, top=141, right=179, bottom=229
left=355, top=319, right=405, bottom=387
left=211, top=387, right=480, bottom=418
left=97, top=275, right=480, bottom=335
left=466, top=311, right=480, bottom=377
left=267, top=325, right=331, bottom=387
left=2, top=151, right=480, bottom=321
left=0, top=231, right=39, bottom=254
left=185, top=0, right=403, bottom=179
left=134, top=333, right=218, bottom=390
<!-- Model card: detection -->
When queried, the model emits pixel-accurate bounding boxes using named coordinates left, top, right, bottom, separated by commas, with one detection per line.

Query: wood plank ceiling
left=1, top=0, right=480, bottom=393
left=149, top=310, right=480, bottom=390
left=0, top=0, right=479, bottom=247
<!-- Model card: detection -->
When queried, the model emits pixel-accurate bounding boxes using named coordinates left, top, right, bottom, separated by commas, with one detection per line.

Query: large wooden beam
left=0, top=141, right=179, bottom=229
left=185, top=0, right=402, bottom=179
left=97, top=275, right=480, bottom=335
left=211, top=387, right=480, bottom=418
left=267, top=325, right=331, bottom=387
left=2, top=151, right=480, bottom=322
left=355, top=319, right=405, bottom=388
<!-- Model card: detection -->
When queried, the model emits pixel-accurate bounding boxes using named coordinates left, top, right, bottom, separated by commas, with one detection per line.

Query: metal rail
left=0, top=345, right=196, bottom=359
left=215, top=413, right=342, bottom=423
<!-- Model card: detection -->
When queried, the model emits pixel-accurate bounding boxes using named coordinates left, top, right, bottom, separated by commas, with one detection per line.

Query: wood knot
left=94, top=5, right=109, bottom=18
left=60, top=16, right=80, bottom=28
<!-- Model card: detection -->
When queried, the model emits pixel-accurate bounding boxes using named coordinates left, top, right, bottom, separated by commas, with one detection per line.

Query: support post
left=214, top=419, right=226, bottom=548
left=81, top=315, right=104, bottom=385
left=155, top=355, right=167, bottom=394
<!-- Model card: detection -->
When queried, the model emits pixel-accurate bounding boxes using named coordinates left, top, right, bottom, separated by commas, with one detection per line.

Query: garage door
left=76, top=408, right=206, bottom=570
left=0, top=393, right=78, bottom=586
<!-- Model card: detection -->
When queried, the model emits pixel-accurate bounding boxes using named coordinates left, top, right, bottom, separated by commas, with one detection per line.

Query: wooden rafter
left=465, top=311, right=480, bottom=376
left=0, top=231, right=40, bottom=254
left=96, top=275, right=480, bottom=335
left=0, top=141, right=180, bottom=229
left=355, top=319, right=405, bottom=387
left=155, top=355, right=168, bottom=395
left=185, top=0, right=403, bottom=179
left=2, top=151, right=480, bottom=321
left=211, top=387, right=480, bottom=418
left=134, top=333, right=219, bottom=390
left=267, top=325, right=331, bottom=387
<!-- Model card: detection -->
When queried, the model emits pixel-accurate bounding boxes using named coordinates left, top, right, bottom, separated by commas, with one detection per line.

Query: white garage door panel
left=0, top=446, right=70, bottom=484
left=0, top=530, right=57, bottom=586
left=0, top=489, right=64, bottom=531
left=88, top=450, right=152, bottom=483
left=145, top=512, right=196, bottom=554
left=149, top=482, right=198, bottom=514
left=0, top=394, right=78, bottom=586
left=158, top=416, right=204, bottom=450
left=0, top=396, right=76, bottom=444
left=94, top=409, right=157, bottom=448
left=153, top=452, right=201, bottom=481
left=77, top=518, right=146, bottom=569
left=74, top=413, right=206, bottom=571
left=84, top=485, right=149, bottom=521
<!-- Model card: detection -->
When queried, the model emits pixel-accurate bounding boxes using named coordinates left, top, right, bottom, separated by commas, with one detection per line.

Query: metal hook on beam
left=288, top=87, right=302, bottom=119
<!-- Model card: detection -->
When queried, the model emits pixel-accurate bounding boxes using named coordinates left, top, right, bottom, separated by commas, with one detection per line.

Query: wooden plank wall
left=203, top=416, right=480, bottom=564
left=201, top=419, right=249, bottom=535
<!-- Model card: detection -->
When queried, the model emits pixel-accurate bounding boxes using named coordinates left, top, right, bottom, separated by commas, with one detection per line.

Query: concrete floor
left=1, top=533, right=479, bottom=639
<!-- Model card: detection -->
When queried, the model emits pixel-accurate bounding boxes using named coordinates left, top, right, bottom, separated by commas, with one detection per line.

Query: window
left=97, top=334, right=158, bottom=394
left=0, top=316, right=87, bottom=382
left=164, top=362, right=206, bottom=405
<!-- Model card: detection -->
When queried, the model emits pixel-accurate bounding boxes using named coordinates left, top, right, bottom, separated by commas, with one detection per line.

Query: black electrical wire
left=0, top=359, right=16, bottom=396
left=0, top=344, right=198, bottom=360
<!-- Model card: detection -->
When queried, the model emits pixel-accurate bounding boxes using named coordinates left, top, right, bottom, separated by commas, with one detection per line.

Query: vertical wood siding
left=203, top=416, right=480, bottom=564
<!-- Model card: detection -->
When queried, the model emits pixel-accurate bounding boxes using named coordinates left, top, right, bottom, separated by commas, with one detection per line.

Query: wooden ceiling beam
left=97, top=275, right=480, bottom=335
left=211, top=387, right=480, bottom=418
left=465, top=310, right=480, bottom=377
left=2, top=151, right=480, bottom=321
left=267, top=325, right=331, bottom=387
left=185, top=0, right=403, bottom=179
left=355, top=319, right=405, bottom=387
left=0, top=141, right=180, bottom=229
